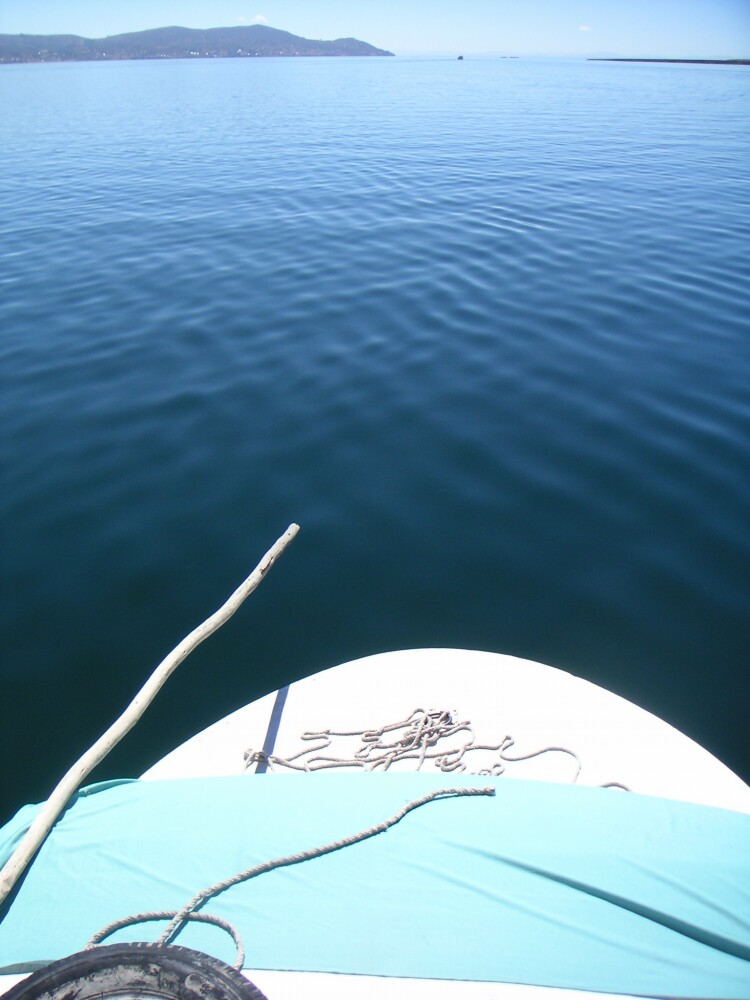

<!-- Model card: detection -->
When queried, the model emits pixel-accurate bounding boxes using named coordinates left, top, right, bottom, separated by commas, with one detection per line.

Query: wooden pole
left=0, top=523, right=300, bottom=907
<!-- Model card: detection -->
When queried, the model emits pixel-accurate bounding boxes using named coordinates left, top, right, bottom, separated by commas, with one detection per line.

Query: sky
left=1, top=0, right=749, bottom=58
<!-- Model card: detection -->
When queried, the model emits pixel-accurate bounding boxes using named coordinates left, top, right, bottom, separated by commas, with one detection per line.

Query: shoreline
left=590, top=58, right=749, bottom=66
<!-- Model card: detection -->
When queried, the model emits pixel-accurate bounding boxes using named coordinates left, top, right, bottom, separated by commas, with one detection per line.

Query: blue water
left=1, top=57, right=749, bottom=817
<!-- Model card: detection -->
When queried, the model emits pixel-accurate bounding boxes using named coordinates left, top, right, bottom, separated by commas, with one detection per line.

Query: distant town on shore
left=0, top=24, right=395, bottom=64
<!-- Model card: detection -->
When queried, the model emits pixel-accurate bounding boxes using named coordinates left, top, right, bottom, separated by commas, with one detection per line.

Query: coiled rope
left=244, top=707, right=629, bottom=789
left=88, top=784, right=495, bottom=969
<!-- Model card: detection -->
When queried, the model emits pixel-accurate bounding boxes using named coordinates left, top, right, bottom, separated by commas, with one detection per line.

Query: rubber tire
left=3, top=942, right=269, bottom=1000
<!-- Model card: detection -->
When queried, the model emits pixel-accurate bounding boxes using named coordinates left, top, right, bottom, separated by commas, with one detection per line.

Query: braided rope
left=244, top=707, right=628, bottom=789
left=87, top=785, right=495, bottom=968
left=87, top=911, right=246, bottom=968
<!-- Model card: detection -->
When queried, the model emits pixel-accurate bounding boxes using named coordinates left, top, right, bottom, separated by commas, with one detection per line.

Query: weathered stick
left=0, top=523, right=300, bottom=907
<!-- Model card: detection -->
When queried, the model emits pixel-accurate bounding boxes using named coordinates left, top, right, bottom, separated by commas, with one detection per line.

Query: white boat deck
left=142, top=648, right=750, bottom=815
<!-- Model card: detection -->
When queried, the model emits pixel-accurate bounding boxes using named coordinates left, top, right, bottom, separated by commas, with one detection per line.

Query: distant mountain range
left=0, top=24, right=394, bottom=63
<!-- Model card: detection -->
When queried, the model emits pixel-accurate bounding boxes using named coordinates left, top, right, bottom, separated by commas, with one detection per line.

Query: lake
left=1, top=55, right=748, bottom=819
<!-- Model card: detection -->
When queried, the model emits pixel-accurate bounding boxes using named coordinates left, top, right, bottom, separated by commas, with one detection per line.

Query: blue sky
left=1, top=1, right=749, bottom=57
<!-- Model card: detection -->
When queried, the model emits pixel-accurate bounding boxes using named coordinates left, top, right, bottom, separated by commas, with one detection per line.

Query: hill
left=0, top=24, right=394, bottom=63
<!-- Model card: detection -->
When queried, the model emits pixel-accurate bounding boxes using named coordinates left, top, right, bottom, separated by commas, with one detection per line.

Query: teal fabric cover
left=1, top=774, right=749, bottom=997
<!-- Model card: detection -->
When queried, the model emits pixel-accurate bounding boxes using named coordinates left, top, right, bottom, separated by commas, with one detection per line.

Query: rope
left=87, top=785, right=495, bottom=969
left=87, top=912, right=245, bottom=968
left=490, top=737, right=582, bottom=781
left=244, top=707, right=628, bottom=788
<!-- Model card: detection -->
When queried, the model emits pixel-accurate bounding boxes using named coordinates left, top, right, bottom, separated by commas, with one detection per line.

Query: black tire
left=4, top=942, right=269, bottom=1000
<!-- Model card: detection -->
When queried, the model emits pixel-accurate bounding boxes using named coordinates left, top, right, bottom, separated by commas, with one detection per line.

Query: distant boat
left=457, top=54, right=463, bottom=60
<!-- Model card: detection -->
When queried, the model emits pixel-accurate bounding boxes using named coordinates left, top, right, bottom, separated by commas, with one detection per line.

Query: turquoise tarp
left=1, top=774, right=749, bottom=997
